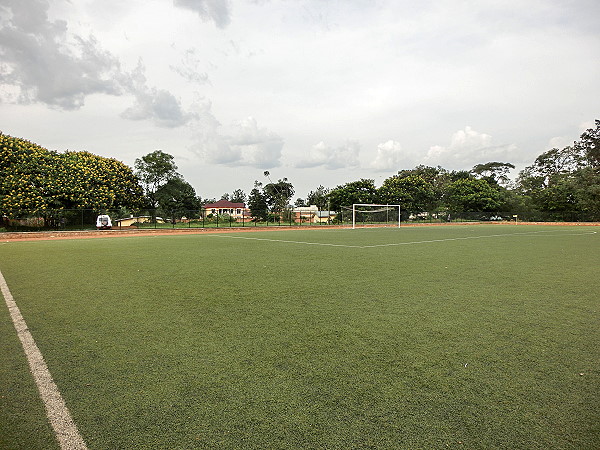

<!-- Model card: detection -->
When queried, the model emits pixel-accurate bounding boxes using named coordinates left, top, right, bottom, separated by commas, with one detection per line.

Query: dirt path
left=0, top=226, right=330, bottom=242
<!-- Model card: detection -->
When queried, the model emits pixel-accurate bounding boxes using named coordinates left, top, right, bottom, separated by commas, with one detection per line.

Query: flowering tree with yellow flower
left=0, top=132, right=144, bottom=216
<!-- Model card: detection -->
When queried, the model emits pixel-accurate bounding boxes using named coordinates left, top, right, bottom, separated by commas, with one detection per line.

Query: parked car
left=96, top=214, right=112, bottom=230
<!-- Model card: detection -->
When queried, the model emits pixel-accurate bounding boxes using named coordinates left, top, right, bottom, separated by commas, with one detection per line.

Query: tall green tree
left=134, top=150, right=180, bottom=208
left=396, top=165, right=451, bottom=211
left=576, top=119, right=600, bottom=168
left=220, top=190, right=247, bottom=203
left=155, top=178, right=201, bottom=218
left=328, top=179, right=378, bottom=211
left=446, top=178, right=502, bottom=213
left=231, top=189, right=247, bottom=204
left=572, top=167, right=600, bottom=219
left=248, top=182, right=268, bottom=221
left=471, top=162, right=515, bottom=186
left=515, top=121, right=600, bottom=219
left=518, top=147, right=583, bottom=190
left=535, top=173, right=579, bottom=217
left=306, top=185, right=330, bottom=209
left=263, top=178, right=294, bottom=213
left=397, top=165, right=446, bottom=185
left=524, top=167, right=600, bottom=221
left=448, top=170, right=473, bottom=181
left=516, top=144, right=586, bottom=216
left=378, top=175, right=436, bottom=216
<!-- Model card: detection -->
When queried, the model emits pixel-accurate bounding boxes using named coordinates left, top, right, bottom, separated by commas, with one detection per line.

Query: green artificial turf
left=0, top=300, right=59, bottom=450
left=0, top=225, right=599, bottom=448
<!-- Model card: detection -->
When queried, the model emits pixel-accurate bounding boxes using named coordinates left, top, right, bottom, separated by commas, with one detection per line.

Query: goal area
left=352, top=204, right=401, bottom=229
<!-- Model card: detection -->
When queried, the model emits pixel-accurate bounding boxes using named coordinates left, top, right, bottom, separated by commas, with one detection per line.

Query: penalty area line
left=0, top=268, right=88, bottom=450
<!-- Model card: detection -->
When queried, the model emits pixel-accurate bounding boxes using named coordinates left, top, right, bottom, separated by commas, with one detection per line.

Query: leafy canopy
left=1, top=132, right=143, bottom=213
left=328, top=179, right=378, bottom=211
left=248, top=182, right=268, bottom=221
left=134, top=150, right=180, bottom=207
left=378, top=175, right=436, bottom=215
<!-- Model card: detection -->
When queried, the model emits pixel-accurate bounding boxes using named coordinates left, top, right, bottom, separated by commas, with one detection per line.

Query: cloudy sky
left=1, top=0, right=598, bottom=201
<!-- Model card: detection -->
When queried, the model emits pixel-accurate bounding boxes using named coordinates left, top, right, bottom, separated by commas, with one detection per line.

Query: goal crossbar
left=352, top=204, right=401, bottom=229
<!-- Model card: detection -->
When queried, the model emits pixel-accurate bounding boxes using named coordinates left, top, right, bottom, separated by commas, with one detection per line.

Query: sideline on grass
left=0, top=268, right=88, bottom=450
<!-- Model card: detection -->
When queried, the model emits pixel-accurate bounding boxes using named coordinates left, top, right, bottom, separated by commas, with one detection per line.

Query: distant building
left=202, top=200, right=251, bottom=221
left=115, top=216, right=166, bottom=227
left=292, top=205, right=337, bottom=223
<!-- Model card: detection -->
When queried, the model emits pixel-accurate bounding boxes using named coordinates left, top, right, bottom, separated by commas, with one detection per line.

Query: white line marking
left=211, top=230, right=597, bottom=249
left=0, top=269, right=88, bottom=450
left=213, top=235, right=365, bottom=248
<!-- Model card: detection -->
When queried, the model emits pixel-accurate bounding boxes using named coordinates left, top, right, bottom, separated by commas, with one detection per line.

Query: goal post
left=352, top=204, right=401, bottom=229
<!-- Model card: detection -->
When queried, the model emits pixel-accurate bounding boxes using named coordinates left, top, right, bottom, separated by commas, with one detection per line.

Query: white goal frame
left=352, top=204, right=401, bottom=229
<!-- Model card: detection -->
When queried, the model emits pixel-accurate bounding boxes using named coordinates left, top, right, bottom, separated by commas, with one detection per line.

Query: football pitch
left=1, top=224, right=599, bottom=448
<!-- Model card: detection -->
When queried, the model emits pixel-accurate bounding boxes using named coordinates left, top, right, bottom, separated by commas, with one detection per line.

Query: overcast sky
left=1, top=0, right=598, bottom=201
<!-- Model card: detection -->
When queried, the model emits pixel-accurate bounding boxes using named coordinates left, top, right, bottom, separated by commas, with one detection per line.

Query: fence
left=0, top=208, right=597, bottom=232
left=0, top=209, right=343, bottom=232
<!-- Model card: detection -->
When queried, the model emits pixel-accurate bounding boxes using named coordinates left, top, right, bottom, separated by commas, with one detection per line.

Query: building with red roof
left=202, top=199, right=251, bottom=220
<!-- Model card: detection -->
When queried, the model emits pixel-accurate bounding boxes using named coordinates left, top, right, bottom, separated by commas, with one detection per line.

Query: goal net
left=352, top=204, right=401, bottom=229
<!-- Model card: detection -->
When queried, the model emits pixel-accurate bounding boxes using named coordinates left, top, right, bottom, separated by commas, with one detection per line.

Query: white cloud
left=423, top=126, right=518, bottom=169
left=450, top=126, right=491, bottom=150
left=173, top=0, right=231, bottom=28
left=120, top=61, right=195, bottom=127
left=201, top=133, right=239, bottom=165
left=193, top=114, right=283, bottom=168
left=370, top=140, right=405, bottom=171
left=547, top=136, right=568, bottom=150
left=0, top=1, right=196, bottom=127
left=170, top=48, right=210, bottom=85
left=0, top=0, right=598, bottom=201
left=579, top=120, right=596, bottom=133
left=0, top=1, right=122, bottom=109
left=296, top=140, right=360, bottom=170
left=227, top=116, right=283, bottom=168
left=121, top=87, right=194, bottom=128
left=190, top=99, right=237, bottom=164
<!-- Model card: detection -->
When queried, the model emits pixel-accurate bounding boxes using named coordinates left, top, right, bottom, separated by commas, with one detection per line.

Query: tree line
left=1, top=119, right=598, bottom=222
left=249, top=120, right=599, bottom=222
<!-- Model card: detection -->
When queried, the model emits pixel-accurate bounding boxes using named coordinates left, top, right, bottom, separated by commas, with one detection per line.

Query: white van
left=96, top=215, right=112, bottom=230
